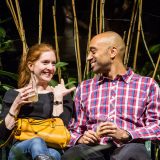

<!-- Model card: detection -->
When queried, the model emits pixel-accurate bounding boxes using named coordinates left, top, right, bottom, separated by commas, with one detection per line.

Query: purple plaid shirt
left=68, top=68, right=160, bottom=146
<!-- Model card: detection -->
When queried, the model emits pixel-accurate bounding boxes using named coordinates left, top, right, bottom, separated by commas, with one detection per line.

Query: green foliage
left=1, top=83, right=15, bottom=91
left=55, top=61, right=77, bottom=88
left=0, top=70, right=18, bottom=81
left=65, top=77, right=77, bottom=88
left=149, top=44, right=160, bottom=55
left=0, top=70, right=18, bottom=104
left=0, top=27, right=15, bottom=53
left=0, top=70, right=18, bottom=94
left=0, top=27, right=6, bottom=39
left=49, top=79, right=59, bottom=87
left=0, top=26, right=17, bottom=104
left=56, top=61, right=68, bottom=69
left=136, top=44, right=160, bottom=84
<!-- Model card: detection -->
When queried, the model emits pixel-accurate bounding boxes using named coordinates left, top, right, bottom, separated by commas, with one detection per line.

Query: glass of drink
left=94, top=114, right=108, bottom=137
left=28, top=73, right=38, bottom=102
left=94, top=114, right=114, bottom=137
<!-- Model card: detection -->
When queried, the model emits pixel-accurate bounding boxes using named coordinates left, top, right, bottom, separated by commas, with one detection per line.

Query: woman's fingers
left=53, top=79, right=76, bottom=97
left=69, top=87, right=76, bottom=92
left=61, top=79, right=65, bottom=85
left=16, top=85, right=36, bottom=105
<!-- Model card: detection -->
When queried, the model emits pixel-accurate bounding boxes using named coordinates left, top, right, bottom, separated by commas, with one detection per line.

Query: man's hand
left=98, top=122, right=131, bottom=143
left=78, top=130, right=100, bottom=144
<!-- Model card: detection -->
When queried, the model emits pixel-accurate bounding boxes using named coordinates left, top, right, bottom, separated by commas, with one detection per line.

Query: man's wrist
left=77, top=135, right=84, bottom=144
left=121, top=130, right=132, bottom=143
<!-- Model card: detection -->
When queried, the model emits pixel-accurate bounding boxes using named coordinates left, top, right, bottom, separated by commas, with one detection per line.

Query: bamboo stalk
left=152, top=54, right=160, bottom=79
left=99, top=0, right=102, bottom=33
left=123, top=31, right=126, bottom=41
left=38, top=0, right=43, bottom=44
left=6, top=0, right=28, bottom=56
left=6, top=0, right=19, bottom=34
left=6, top=0, right=24, bottom=61
left=127, top=3, right=138, bottom=64
left=73, top=22, right=79, bottom=74
left=83, top=0, right=95, bottom=79
left=140, top=18, right=156, bottom=69
left=72, top=0, right=82, bottom=83
left=73, top=20, right=81, bottom=83
left=133, top=0, right=142, bottom=70
left=95, top=0, right=99, bottom=34
left=124, top=0, right=137, bottom=66
left=6, top=0, right=23, bottom=44
left=52, top=5, right=61, bottom=82
left=15, top=0, right=28, bottom=56
left=102, top=0, right=105, bottom=33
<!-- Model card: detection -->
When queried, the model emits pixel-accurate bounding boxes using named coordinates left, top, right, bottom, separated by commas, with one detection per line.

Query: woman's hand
left=14, top=85, right=35, bottom=105
left=51, top=79, right=76, bottom=116
left=52, top=79, right=76, bottom=99
left=5, top=85, right=35, bottom=130
left=9, top=85, right=35, bottom=114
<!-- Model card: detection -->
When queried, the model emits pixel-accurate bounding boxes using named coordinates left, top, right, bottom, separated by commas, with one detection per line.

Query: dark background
left=0, top=0, right=160, bottom=82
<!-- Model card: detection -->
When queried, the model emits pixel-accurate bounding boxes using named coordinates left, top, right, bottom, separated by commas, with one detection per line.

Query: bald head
left=91, top=31, right=126, bottom=60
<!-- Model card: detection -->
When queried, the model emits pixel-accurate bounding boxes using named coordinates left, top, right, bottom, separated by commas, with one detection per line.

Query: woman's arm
left=0, top=86, right=35, bottom=140
left=59, top=94, right=74, bottom=126
left=51, top=79, right=76, bottom=117
left=0, top=100, right=17, bottom=141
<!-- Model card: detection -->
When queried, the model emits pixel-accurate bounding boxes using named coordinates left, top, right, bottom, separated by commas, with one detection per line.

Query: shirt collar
left=96, top=68, right=134, bottom=84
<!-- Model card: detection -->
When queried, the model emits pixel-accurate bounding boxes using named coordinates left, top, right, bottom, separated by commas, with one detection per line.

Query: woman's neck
left=36, top=82, right=52, bottom=93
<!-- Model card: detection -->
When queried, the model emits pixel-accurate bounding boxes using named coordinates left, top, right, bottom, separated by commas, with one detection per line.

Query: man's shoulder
left=132, top=72, right=153, bottom=81
left=132, top=73, right=159, bottom=87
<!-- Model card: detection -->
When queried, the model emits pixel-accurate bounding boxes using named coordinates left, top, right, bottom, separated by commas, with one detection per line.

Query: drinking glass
left=93, top=115, right=107, bottom=136
left=94, top=114, right=114, bottom=137
left=28, top=73, right=38, bottom=102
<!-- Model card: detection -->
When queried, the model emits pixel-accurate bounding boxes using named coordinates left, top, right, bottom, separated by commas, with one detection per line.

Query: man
left=62, top=31, right=160, bottom=160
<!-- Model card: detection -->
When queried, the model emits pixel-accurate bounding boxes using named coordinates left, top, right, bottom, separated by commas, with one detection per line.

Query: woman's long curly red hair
left=18, top=43, right=55, bottom=88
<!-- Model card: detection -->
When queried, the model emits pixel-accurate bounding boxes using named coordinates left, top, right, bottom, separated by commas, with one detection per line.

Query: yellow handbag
left=14, top=118, right=70, bottom=149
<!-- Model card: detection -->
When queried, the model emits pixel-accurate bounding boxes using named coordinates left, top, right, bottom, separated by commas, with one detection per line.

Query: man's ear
left=27, top=61, right=34, bottom=71
left=110, top=47, right=117, bottom=59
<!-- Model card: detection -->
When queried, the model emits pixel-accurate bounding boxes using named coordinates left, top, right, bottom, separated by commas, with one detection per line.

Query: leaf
left=149, top=44, right=160, bottom=54
left=0, top=27, right=6, bottom=38
left=65, top=77, right=77, bottom=88
left=56, top=62, right=68, bottom=68
left=0, top=48, right=5, bottom=53
left=2, top=84, right=13, bottom=90
left=49, top=79, right=58, bottom=87
left=0, top=70, right=18, bottom=81
left=65, top=81, right=77, bottom=88
left=68, top=77, right=77, bottom=83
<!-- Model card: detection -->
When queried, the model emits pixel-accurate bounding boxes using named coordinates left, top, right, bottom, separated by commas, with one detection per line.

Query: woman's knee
left=30, top=137, right=46, bottom=145
left=49, top=148, right=61, bottom=160
left=29, top=137, right=48, bottom=152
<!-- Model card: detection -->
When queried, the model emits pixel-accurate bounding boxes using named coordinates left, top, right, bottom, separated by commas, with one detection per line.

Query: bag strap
left=0, top=120, right=15, bottom=148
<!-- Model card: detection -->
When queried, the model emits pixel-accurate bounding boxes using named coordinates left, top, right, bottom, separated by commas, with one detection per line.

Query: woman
left=0, top=43, right=76, bottom=160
